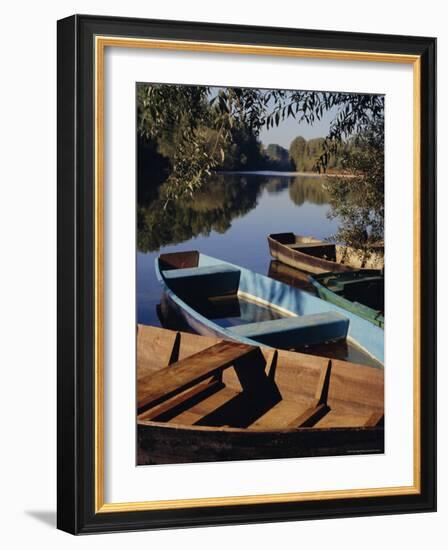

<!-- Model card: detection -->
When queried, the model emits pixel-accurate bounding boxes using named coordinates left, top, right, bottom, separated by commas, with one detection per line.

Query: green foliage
left=289, top=136, right=357, bottom=173
left=137, top=83, right=384, bottom=199
left=221, top=124, right=267, bottom=170
left=289, top=136, right=326, bottom=172
left=137, top=84, right=280, bottom=199
left=137, top=84, right=230, bottom=200
left=136, top=83, right=385, bottom=253
left=325, top=118, right=384, bottom=253
left=289, top=136, right=307, bottom=170
left=265, top=144, right=292, bottom=170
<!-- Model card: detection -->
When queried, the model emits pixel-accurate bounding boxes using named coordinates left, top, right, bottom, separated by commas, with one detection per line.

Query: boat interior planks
left=137, top=340, right=266, bottom=412
left=137, top=325, right=384, bottom=463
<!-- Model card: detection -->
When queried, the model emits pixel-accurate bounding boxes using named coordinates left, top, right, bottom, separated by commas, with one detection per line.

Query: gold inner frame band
left=94, top=35, right=421, bottom=513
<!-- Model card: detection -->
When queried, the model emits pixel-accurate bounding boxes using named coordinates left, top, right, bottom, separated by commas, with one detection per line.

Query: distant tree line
left=137, top=119, right=294, bottom=205
left=138, top=84, right=383, bottom=201
left=138, top=129, right=353, bottom=207
left=289, top=136, right=359, bottom=173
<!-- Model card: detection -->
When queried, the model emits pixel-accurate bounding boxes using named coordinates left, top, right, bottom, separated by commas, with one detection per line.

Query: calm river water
left=137, top=172, right=379, bottom=367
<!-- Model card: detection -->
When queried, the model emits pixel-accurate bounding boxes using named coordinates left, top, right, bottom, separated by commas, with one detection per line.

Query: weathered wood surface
left=137, top=325, right=222, bottom=380
left=137, top=340, right=258, bottom=412
left=364, top=411, right=385, bottom=427
left=288, top=403, right=330, bottom=428
left=138, top=325, right=383, bottom=413
left=268, top=233, right=351, bottom=274
left=136, top=325, right=384, bottom=464
left=138, top=422, right=384, bottom=465
left=137, top=378, right=224, bottom=422
left=268, top=233, right=384, bottom=273
left=137, top=325, right=383, bottom=421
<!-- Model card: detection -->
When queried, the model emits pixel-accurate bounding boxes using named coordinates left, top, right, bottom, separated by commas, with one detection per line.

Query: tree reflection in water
left=137, top=173, right=330, bottom=253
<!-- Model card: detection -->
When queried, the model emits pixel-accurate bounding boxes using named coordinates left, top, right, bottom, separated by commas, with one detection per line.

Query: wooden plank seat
left=167, top=386, right=241, bottom=426
left=286, top=359, right=332, bottom=428
left=253, top=359, right=333, bottom=429
left=251, top=398, right=312, bottom=429
left=138, top=378, right=225, bottom=422
left=228, top=312, right=349, bottom=348
left=313, top=410, right=375, bottom=428
left=162, top=264, right=241, bottom=298
left=137, top=341, right=262, bottom=413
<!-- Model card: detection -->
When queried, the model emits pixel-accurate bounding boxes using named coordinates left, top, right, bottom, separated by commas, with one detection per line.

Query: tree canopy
left=137, top=84, right=384, bottom=199
left=265, top=144, right=292, bottom=170
left=325, top=116, right=384, bottom=252
left=137, top=83, right=385, bottom=252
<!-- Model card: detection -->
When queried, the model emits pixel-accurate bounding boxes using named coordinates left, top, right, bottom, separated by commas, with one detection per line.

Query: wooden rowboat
left=267, top=232, right=384, bottom=274
left=155, top=250, right=384, bottom=364
left=309, top=271, right=384, bottom=328
left=137, top=325, right=384, bottom=464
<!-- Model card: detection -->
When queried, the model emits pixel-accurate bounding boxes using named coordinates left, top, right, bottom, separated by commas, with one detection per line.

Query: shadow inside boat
left=194, top=390, right=282, bottom=428
left=145, top=343, right=284, bottom=429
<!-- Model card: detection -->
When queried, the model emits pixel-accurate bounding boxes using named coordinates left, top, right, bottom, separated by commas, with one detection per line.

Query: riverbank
left=219, top=170, right=356, bottom=178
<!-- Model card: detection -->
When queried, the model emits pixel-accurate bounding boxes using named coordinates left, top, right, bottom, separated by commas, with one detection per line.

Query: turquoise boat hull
left=155, top=252, right=384, bottom=365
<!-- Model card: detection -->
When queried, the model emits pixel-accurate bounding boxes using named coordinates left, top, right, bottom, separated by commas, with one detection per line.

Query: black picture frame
left=57, top=14, right=436, bottom=534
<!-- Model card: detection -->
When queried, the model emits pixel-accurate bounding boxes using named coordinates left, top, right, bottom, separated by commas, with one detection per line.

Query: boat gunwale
left=267, top=233, right=353, bottom=274
left=155, top=258, right=261, bottom=347
left=267, top=233, right=384, bottom=273
left=138, top=418, right=384, bottom=435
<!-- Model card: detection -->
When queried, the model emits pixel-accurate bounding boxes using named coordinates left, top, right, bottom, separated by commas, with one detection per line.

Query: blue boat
left=155, top=250, right=384, bottom=365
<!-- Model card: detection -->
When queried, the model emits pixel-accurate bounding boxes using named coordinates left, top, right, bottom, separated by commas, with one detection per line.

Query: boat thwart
left=137, top=325, right=384, bottom=464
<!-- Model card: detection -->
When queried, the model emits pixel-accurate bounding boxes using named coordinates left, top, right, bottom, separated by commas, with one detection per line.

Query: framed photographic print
left=57, top=14, right=436, bottom=534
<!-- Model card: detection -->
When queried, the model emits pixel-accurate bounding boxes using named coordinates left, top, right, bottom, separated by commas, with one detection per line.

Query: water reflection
left=268, top=260, right=317, bottom=294
left=137, top=173, right=330, bottom=253
left=137, top=172, right=382, bottom=369
left=137, top=172, right=340, bottom=330
left=289, top=177, right=330, bottom=206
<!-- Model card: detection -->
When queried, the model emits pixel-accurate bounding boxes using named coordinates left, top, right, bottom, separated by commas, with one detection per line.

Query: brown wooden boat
left=137, top=325, right=384, bottom=465
left=268, top=232, right=384, bottom=274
